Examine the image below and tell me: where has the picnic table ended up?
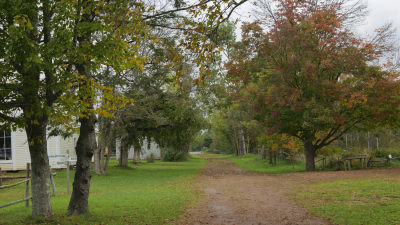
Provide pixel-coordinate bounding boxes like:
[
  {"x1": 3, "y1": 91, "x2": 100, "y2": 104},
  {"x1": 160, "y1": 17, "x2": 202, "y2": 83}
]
[{"x1": 343, "y1": 155, "x2": 367, "y2": 171}]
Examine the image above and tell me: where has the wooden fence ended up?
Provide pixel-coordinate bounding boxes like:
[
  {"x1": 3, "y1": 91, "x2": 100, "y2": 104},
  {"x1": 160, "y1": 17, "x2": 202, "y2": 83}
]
[{"x1": 0, "y1": 163, "x2": 56, "y2": 209}]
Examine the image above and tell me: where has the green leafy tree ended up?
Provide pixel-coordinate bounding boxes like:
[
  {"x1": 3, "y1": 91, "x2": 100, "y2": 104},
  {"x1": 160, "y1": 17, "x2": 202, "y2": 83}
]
[{"x1": 0, "y1": 0, "x2": 75, "y2": 217}]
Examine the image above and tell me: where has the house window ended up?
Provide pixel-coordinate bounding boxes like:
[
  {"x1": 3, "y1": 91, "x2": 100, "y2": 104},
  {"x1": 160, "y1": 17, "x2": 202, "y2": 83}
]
[{"x1": 0, "y1": 130, "x2": 11, "y2": 160}]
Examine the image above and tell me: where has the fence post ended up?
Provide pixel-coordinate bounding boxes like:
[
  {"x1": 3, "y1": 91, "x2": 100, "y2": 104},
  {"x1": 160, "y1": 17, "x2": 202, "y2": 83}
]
[
  {"x1": 25, "y1": 163, "x2": 30, "y2": 208},
  {"x1": 49, "y1": 166, "x2": 57, "y2": 197},
  {"x1": 66, "y1": 161, "x2": 70, "y2": 195}
]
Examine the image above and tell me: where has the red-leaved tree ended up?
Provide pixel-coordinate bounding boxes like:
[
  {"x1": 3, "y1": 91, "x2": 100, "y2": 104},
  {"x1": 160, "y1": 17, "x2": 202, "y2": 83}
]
[{"x1": 227, "y1": 0, "x2": 400, "y2": 171}]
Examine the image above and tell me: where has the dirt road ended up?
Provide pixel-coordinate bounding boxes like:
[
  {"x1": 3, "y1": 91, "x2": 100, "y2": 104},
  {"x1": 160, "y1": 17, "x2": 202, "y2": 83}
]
[{"x1": 178, "y1": 155, "x2": 400, "y2": 225}]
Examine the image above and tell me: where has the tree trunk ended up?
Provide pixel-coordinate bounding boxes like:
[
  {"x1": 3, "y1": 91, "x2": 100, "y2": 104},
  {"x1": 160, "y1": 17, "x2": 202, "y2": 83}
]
[
  {"x1": 93, "y1": 133, "x2": 105, "y2": 174},
  {"x1": 93, "y1": 146, "x2": 101, "y2": 174},
  {"x1": 104, "y1": 148, "x2": 111, "y2": 172},
  {"x1": 98, "y1": 117, "x2": 107, "y2": 173},
  {"x1": 304, "y1": 141, "x2": 316, "y2": 171},
  {"x1": 239, "y1": 128, "x2": 245, "y2": 156},
  {"x1": 269, "y1": 149, "x2": 273, "y2": 165},
  {"x1": 26, "y1": 123, "x2": 53, "y2": 217},
  {"x1": 67, "y1": 115, "x2": 96, "y2": 215},
  {"x1": 260, "y1": 145, "x2": 265, "y2": 160},
  {"x1": 96, "y1": 117, "x2": 113, "y2": 173},
  {"x1": 133, "y1": 142, "x2": 141, "y2": 164},
  {"x1": 246, "y1": 132, "x2": 250, "y2": 154},
  {"x1": 119, "y1": 138, "x2": 129, "y2": 167},
  {"x1": 99, "y1": 146, "x2": 105, "y2": 173},
  {"x1": 233, "y1": 128, "x2": 239, "y2": 156}
]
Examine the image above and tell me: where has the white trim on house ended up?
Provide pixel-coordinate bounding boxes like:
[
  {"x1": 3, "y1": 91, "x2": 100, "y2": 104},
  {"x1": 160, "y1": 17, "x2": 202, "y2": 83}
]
[
  {"x1": 11, "y1": 131, "x2": 16, "y2": 170},
  {"x1": 0, "y1": 130, "x2": 13, "y2": 170}
]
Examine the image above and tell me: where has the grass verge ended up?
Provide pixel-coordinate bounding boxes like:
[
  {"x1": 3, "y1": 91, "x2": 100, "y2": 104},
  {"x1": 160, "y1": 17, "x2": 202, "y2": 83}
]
[
  {"x1": 216, "y1": 153, "x2": 305, "y2": 174},
  {"x1": 0, "y1": 156, "x2": 206, "y2": 225},
  {"x1": 292, "y1": 179, "x2": 400, "y2": 225}
]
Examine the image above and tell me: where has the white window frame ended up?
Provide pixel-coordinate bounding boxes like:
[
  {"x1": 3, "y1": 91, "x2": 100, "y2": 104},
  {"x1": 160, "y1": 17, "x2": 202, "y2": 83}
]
[{"x1": 0, "y1": 129, "x2": 12, "y2": 162}]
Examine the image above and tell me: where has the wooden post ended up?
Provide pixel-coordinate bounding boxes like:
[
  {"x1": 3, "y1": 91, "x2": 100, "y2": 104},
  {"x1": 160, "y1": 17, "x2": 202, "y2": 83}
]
[
  {"x1": 49, "y1": 167, "x2": 57, "y2": 197},
  {"x1": 347, "y1": 160, "x2": 351, "y2": 170},
  {"x1": 336, "y1": 157, "x2": 340, "y2": 170},
  {"x1": 25, "y1": 163, "x2": 30, "y2": 208},
  {"x1": 343, "y1": 159, "x2": 347, "y2": 171},
  {"x1": 66, "y1": 161, "x2": 70, "y2": 195}
]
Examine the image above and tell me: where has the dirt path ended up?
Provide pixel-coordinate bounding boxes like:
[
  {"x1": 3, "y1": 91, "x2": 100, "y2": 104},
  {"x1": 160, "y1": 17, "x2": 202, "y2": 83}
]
[
  {"x1": 178, "y1": 155, "x2": 400, "y2": 225},
  {"x1": 178, "y1": 156, "x2": 329, "y2": 225}
]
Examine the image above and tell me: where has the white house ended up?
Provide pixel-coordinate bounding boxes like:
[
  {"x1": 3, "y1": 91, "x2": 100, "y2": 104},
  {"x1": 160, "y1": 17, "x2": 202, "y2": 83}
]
[
  {"x1": 0, "y1": 129, "x2": 78, "y2": 171},
  {"x1": 116, "y1": 138, "x2": 161, "y2": 160}
]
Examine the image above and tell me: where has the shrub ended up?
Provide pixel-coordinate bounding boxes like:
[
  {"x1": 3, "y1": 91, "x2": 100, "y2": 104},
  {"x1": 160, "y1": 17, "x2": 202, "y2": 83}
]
[
  {"x1": 371, "y1": 148, "x2": 400, "y2": 158},
  {"x1": 146, "y1": 153, "x2": 155, "y2": 163},
  {"x1": 162, "y1": 147, "x2": 187, "y2": 161},
  {"x1": 341, "y1": 147, "x2": 368, "y2": 158}
]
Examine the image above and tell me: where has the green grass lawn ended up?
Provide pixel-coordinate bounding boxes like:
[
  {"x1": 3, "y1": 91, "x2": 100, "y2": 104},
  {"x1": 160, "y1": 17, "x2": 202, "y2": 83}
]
[
  {"x1": 0, "y1": 156, "x2": 206, "y2": 225},
  {"x1": 217, "y1": 153, "x2": 306, "y2": 174},
  {"x1": 293, "y1": 179, "x2": 400, "y2": 225}
]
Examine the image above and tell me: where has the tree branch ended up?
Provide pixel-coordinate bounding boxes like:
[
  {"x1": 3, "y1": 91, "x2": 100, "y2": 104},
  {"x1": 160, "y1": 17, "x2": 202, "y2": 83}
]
[{"x1": 142, "y1": 0, "x2": 213, "y2": 21}]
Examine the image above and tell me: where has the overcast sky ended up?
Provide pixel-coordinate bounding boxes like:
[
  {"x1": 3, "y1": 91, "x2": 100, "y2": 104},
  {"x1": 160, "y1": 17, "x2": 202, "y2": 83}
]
[{"x1": 232, "y1": 0, "x2": 400, "y2": 44}]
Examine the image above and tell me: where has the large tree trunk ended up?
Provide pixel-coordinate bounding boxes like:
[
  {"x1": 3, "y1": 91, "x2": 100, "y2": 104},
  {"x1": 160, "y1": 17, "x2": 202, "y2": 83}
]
[
  {"x1": 304, "y1": 141, "x2": 316, "y2": 171},
  {"x1": 26, "y1": 122, "x2": 53, "y2": 217},
  {"x1": 67, "y1": 115, "x2": 96, "y2": 215}
]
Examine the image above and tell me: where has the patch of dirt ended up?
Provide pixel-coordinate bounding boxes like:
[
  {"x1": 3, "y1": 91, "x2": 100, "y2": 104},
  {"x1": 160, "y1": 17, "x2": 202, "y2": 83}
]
[{"x1": 177, "y1": 155, "x2": 400, "y2": 225}]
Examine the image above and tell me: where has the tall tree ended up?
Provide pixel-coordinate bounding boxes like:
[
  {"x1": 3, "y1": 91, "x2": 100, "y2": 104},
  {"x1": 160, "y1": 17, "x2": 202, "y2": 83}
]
[
  {"x1": 67, "y1": 0, "x2": 147, "y2": 215},
  {"x1": 0, "y1": 0, "x2": 75, "y2": 217},
  {"x1": 227, "y1": 0, "x2": 400, "y2": 171}
]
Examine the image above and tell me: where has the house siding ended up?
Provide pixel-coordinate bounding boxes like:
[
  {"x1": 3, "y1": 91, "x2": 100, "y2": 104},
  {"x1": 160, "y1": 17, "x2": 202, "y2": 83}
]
[
  {"x1": 13, "y1": 130, "x2": 31, "y2": 170},
  {"x1": 59, "y1": 134, "x2": 78, "y2": 165},
  {"x1": 0, "y1": 130, "x2": 78, "y2": 171},
  {"x1": 116, "y1": 138, "x2": 161, "y2": 160}
]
